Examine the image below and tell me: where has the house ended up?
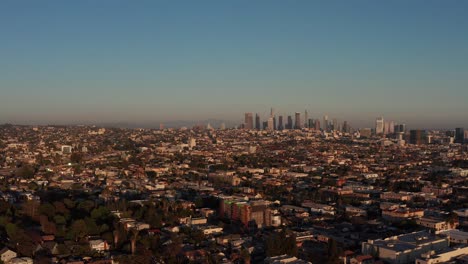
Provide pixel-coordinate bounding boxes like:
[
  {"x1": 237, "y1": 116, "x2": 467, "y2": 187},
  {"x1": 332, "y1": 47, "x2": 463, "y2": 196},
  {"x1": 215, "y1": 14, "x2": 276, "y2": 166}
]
[
  {"x1": 89, "y1": 239, "x2": 109, "y2": 252},
  {"x1": 8, "y1": 257, "x2": 34, "y2": 264},
  {"x1": 350, "y1": 255, "x2": 374, "y2": 264},
  {"x1": 0, "y1": 247, "x2": 17, "y2": 263}
]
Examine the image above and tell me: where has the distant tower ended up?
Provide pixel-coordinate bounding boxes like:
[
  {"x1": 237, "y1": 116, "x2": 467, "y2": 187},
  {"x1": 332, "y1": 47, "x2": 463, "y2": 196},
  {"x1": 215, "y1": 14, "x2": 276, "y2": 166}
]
[
  {"x1": 332, "y1": 118, "x2": 338, "y2": 131},
  {"x1": 273, "y1": 116, "x2": 277, "y2": 130},
  {"x1": 389, "y1": 121, "x2": 395, "y2": 134},
  {"x1": 278, "y1": 116, "x2": 284, "y2": 130},
  {"x1": 375, "y1": 117, "x2": 384, "y2": 135},
  {"x1": 409, "y1": 129, "x2": 425, "y2": 145},
  {"x1": 287, "y1": 116, "x2": 293, "y2": 129},
  {"x1": 220, "y1": 123, "x2": 226, "y2": 130},
  {"x1": 304, "y1": 110, "x2": 308, "y2": 128},
  {"x1": 294, "y1": 112, "x2": 301, "y2": 129},
  {"x1": 267, "y1": 118, "x2": 274, "y2": 131},
  {"x1": 315, "y1": 120, "x2": 321, "y2": 131},
  {"x1": 255, "y1": 114, "x2": 261, "y2": 130},
  {"x1": 455, "y1": 128, "x2": 465, "y2": 144},
  {"x1": 159, "y1": 123, "x2": 164, "y2": 130},
  {"x1": 270, "y1": 108, "x2": 275, "y2": 118},
  {"x1": 323, "y1": 115, "x2": 328, "y2": 131},
  {"x1": 343, "y1": 121, "x2": 349, "y2": 133},
  {"x1": 244, "y1": 113, "x2": 254, "y2": 129}
]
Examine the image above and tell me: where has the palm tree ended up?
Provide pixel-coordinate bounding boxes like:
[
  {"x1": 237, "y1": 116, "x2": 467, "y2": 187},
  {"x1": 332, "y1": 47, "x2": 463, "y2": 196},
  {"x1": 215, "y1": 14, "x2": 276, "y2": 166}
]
[{"x1": 130, "y1": 228, "x2": 139, "y2": 255}]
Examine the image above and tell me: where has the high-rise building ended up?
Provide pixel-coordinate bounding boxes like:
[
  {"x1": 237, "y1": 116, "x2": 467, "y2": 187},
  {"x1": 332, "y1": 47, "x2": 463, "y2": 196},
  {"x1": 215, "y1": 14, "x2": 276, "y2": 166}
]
[
  {"x1": 273, "y1": 116, "x2": 277, "y2": 130},
  {"x1": 308, "y1": 119, "x2": 313, "y2": 129},
  {"x1": 375, "y1": 117, "x2": 384, "y2": 135},
  {"x1": 315, "y1": 120, "x2": 321, "y2": 131},
  {"x1": 389, "y1": 121, "x2": 395, "y2": 134},
  {"x1": 278, "y1": 116, "x2": 284, "y2": 130},
  {"x1": 220, "y1": 123, "x2": 226, "y2": 130},
  {"x1": 409, "y1": 130, "x2": 425, "y2": 145},
  {"x1": 333, "y1": 118, "x2": 338, "y2": 131},
  {"x1": 455, "y1": 128, "x2": 465, "y2": 144},
  {"x1": 294, "y1": 112, "x2": 301, "y2": 129},
  {"x1": 400, "y1": 124, "x2": 406, "y2": 133},
  {"x1": 343, "y1": 121, "x2": 349, "y2": 133},
  {"x1": 255, "y1": 114, "x2": 261, "y2": 130},
  {"x1": 244, "y1": 113, "x2": 254, "y2": 129},
  {"x1": 304, "y1": 110, "x2": 308, "y2": 128},
  {"x1": 267, "y1": 118, "x2": 274, "y2": 131},
  {"x1": 287, "y1": 116, "x2": 293, "y2": 129},
  {"x1": 384, "y1": 121, "x2": 391, "y2": 135},
  {"x1": 323, "y1": 115, "x2": 328, "y2": 131}
]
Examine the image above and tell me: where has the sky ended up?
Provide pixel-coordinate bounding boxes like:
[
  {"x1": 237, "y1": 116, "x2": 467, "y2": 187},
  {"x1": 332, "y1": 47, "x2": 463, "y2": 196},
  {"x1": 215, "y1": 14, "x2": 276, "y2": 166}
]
[{"x1": 0, "y1": 0, "x2": 467, "y2": 129}]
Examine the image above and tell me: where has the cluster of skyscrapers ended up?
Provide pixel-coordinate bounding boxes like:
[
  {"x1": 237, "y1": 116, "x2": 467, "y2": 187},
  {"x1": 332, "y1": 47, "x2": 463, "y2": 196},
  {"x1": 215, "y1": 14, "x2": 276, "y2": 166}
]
[{"x1": 243, "y1": 109, "x2": 352, "y2": 133}]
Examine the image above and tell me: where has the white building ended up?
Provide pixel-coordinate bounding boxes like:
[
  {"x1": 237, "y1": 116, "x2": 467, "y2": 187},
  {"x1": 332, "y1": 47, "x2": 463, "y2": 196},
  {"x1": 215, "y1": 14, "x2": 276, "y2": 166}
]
[
  {"x1": 0, "y1": 248, "x2": 17, "y2": 263},
  {"x1": 362, "y1": 231, "x2": 449, "y2": 264},
  {"x1": 416, "y1": 246, "x2": 468, "y2": 264},
  {"x1": 89, "y1": 239, "x2": 109, "y2": 252}
]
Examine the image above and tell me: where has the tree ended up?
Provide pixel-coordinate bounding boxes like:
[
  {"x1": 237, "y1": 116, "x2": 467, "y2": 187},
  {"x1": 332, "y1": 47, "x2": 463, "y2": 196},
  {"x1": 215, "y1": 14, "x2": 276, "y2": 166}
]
[
  {"x1": 5, "y1": 223, "x2": 17, "y2": 238},
  {"x1": 70, "y1": 220, "x2": 88, "y2": 241}
]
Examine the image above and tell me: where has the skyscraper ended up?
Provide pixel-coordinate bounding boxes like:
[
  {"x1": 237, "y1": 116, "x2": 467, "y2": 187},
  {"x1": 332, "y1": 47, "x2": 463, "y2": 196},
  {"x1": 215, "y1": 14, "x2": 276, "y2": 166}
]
[
  {"x1": 294, "y1": 112, "x2": 301, "y2": 129},
  {"x1": 343, "y1": 121, "x2": 349, "y2": 133},
  {"x1": 287, "y1": 116, "x2": 293, "y2": 129},
  {"x1": 304, "y1": 110, "x2": 308, "y2": 128},
  {"x1": 375, "y1": 117, "x2": 384, "y2": 135},
  {"x1": 278, "y1": 116, "x2": 284, "y2": 130},
  {"x1": 409, "y1": 130, "x2": 425, "y2": 145},
  {"x1": 255, "y1": 113, "x2": 261, "y2": 130},
  {"x1": 455, "y1": 128, "x2": 465, "y2": 144},
  {"x1": 315, "y1": 120, "x2": 321, "y2": 131},
  {"x1": 244, "y1": 113, "x2": 254, "y2": 129},
  {"x1": 323, "y1": 115, "x2": 328, "y2": 131},
  {"x1": 267, "y1": 117, "x2": 274, "y2": 131},
  {"x1": 332, "y1": 118, "x2": 338, "y2": 131},
  {"x1": 389, "y1": 121, "x2": 395, "y2": 134}
]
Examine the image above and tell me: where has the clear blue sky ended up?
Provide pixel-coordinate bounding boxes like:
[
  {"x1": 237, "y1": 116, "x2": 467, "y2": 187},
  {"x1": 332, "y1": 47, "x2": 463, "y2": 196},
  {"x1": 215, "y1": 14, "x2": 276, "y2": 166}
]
[{"x1": 1, "y1": 0, "x2": 467, "y2": 128}]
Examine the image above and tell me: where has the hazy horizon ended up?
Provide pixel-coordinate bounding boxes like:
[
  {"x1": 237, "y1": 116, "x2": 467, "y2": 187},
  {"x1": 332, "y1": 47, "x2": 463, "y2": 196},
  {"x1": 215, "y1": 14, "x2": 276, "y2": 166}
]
[{"x1": 1, "y1": 1, "x2": 467, "y2": 129}]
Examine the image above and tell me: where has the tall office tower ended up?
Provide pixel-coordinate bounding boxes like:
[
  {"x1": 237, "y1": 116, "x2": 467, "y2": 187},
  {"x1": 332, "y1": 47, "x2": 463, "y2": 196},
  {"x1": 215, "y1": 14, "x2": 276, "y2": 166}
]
[
  {"x1": 273, "y1": 116, "x2": 277, "y2": 130},
  {"x1": 332, "y1": 118, "x2": 338, "y2": 131},
  {"x1": 400, "y1": 124, "x2": 406, "y2": 133},
  {"x1": 287, "y1": 116, "x2": 293, "y2": 129},
  {"x1": 343, "y1": 121, "x2": 349, "y2": 133},
  {"x1": 244, "y1": 113, "x2": 254, "y2": 129},
  {"x1": 304, "y1": 110, "x2": 309, "y2": 128},
  {"x1": 262, "y1": 121, "x2": 268, "y2": 130},
  {"x1": 267, "y1": 117, "x2": 274, "y2": 131},
  {"x1": 409, "y1": 129, "x2": 425, "y2": 145},
  {"x1": 278, "y1": 115, "x2": 284, "y2": 130},
  {"x1": 384, "y1": 121, "x2": 390, "y2": 134},
  {"x1": 270, "y1": 108, "x2": 275, "y2": 118},
  {"x1": 314, "y1": 120, "x2": 321, "y2": 130},
  {"x1": 323, "y1": 115, "x2": 328, "y2": 131},
  {"x1": 255, "y1": 114, "x2": 261, "y2": 130},
  {"x1": 308, "y1": 119, "x2": 313, "y2": 129},
  {"x1": 375, "y1": 117, "x2": 384, "y2": 135},
  {"x1": 389, "y1": 121, "x2": 395, "y2": 134},
  {"x1": 294, "y1": 112, "x2": 301, "y2": 129},
  {"x1": 455, "y1": 128, "x2": 465, "y2": 144},
  {"x1": 159, "y1": 123, "x2": 164, "y2": 130}
]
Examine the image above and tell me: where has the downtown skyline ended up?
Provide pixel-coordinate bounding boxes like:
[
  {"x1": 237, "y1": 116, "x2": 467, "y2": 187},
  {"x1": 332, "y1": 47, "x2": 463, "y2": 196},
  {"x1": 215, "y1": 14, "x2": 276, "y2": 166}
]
[{"x1": 1, "y1": 1, "x2": 468, "y2": 128}]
